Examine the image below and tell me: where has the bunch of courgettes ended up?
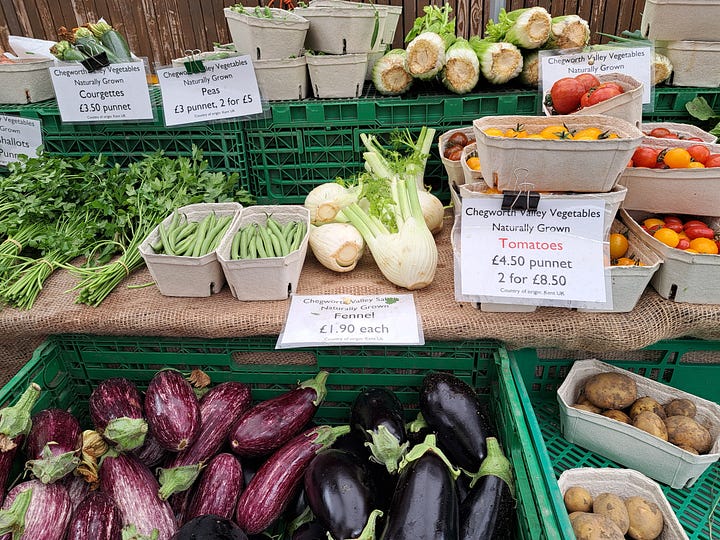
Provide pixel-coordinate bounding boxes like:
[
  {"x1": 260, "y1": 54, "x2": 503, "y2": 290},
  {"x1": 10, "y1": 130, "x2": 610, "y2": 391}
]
[{"x1": 50, "y1": 21, "x2": 133, "y2": 64}]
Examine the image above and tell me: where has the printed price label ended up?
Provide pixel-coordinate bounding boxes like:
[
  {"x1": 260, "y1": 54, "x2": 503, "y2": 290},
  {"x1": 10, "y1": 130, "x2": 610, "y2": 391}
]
[
  {"x1": 459, "y1": 197, "x2": 610, "y2": 308},
  {"x1": 276, "y1": 294, "x2": 424, "y2": 348},
  {"x1": 0, "y1": 115, "x2": 42, "y2": 166},
  {"x1": 50, "y1": 62, "x2": 153, "y2": 122},
  {"x1": 157, "y1": 56, "x2": 262, "y2": 126}
]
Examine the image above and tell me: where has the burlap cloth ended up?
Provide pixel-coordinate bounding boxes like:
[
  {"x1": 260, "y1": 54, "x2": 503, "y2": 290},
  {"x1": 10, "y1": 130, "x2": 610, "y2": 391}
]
[{"x1": 1, "y1": 211, "x2": 720, "y2": 386}]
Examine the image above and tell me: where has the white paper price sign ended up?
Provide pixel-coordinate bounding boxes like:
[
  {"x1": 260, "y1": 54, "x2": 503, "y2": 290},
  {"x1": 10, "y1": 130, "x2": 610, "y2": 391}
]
[
  {"x1": 0, "y1": 115, "x2": 42, "y2": 166},
  {"x1": 276, "y1": 294, "x2": 424, "y2": 348},
  {"x1": 50, "y1": 62, "x2": 153, "y2": 122},
  {"x1": 540, "y1": 45, "x2": 653, "y2": 103},
  {"x1": 459, "y1": 197, "x2": 609, "y2": 308},
  {"x1": 157, "y1": 56, "x2": 262, "y2": 127}
]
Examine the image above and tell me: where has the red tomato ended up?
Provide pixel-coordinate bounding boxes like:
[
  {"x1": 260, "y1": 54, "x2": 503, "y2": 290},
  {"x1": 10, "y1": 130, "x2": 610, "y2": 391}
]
[
  {"x1": 663, "y1": 215, "x2": 683, "y2": 224},
  {"x1": 684, "y1": 226, "x2": 715, "y2": 240},
  {"x1": 549, "y1": 77, "x2": 586, "y2": 114},
  {"x1": 631, "y1": 147, "x2": 662, "y2": 168},
  {"x1": 687, "y1": 137, "x2": 704, "y2": 142},
  {"x1": 687, "y1": 144, "x2": 711, "y2": 164},
  {"x1": 663, "y1": 222, "x2": 684, "y2": 233},
  {"x1": 676, "y1": 238, "x2": 691, "y2": 250},
  {"x1": 447, "y1": 131, "x2": 469, "y2": 148},
  {"x1": 574, "y1": 73, "x2": 600, "y2": 92},
  {"x1": 581, "y1": 85, "x2": 623, "y2": 108},
  {"x1": 684, "y1": 219, "x2": 709, "y2": 229},
  {"x1": 705, "y1": 154, "x2": 720, "y2": 168},
  {"x1": 648, "y1": 127, "x2": 673, "y2": 138},
  {"x1": 446, "y1": 147, "x2": 463, "y2": 161},
  {"x1": 598, "y1": 82, "x2": 625, "y2": 93}
]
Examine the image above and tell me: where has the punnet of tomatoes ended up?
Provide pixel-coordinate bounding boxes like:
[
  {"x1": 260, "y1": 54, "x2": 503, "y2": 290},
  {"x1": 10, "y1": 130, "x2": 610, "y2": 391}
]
[
  {"x1": 641, "y1": 215, "x2": 720, "y2": 254},
  {"x1": 642, "y1": 126, "x2": 707, "y2": 142},
  {"x1": 609, "y1": 232, "x2": 645, "y2": 266},
  {"x1": 628, "y1": 145, "x2": 720, "y2": 168},
  {"x1": 441, "y1": 129, "x2": 475, "y2": 162},
  {"x1": 545, "y1": 74, "x2": 624, "y2": 115},
  {"x1": 482, "y1": 124, "x2": 621, "y2": 140}
]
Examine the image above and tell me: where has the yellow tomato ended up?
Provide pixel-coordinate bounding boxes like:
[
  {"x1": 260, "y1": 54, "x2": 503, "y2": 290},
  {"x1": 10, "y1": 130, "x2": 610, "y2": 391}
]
[
  {"x1": 466, "y1": 157, "x2": 481, "y2": 171},
  {"x1": 483, "y1": 128, "x2": 504, "y2": 137},
  {"x1": 572, "y1": 127, "x2": 604, "y2": 140},
  {"x1": 615, "y1": 257, "x2": 638, "y2": 266},
  {"x1": 609, "y1": 233, "x2": 629, "y2": 259},
  {"x1": 688, "y1": 161, "x2": 706, "y2": 168},
  {"x1": 653, "y1": 227, "x2": 680, "y2": 248},
  {"x1": 689, "y1": 237, "x2": 719, "y2": 254},
  {"x1": 539, "y1": 125, "x2": 571, "y2": 140},
  {"x1": 663, "y1": 147, "x2": 692, "y2": 169}
]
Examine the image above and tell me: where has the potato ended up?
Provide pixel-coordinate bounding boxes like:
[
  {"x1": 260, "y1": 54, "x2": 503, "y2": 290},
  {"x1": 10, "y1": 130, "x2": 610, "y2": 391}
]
[
  {"x1": 593, "y1": 492, "x2": 630, "y2": 534},
  {"x1": 564, "y1": 486, "x2": 593, "y2": 513},
  {"x1": 629, "y1": 397, "x2": 666, "y2": 420},
  {"x1": 601, "y1": 409, "x2": 632, "y2": 424},
  {"x1": 568, "y1": 511, "x2": 585, "y2": 523},
  {"x1": 664, "y1": 398, "x2": 697, "y2": 418},
  {"x1": 583, "y1": 372, "x2": 637, "y2": 410},
  {"x1": 632, "y1": 411, "x2": 668, "y2": 441},
  {"x1": 665, "y1": 415, "x2": 713, "y2": 453},
  {"x1": 678, "y1": 444, "x2": 699, "y2": 455},
  {"x1": 573, "y1": 403, "x2": 603, "y2": 414},
  {"x1": 626, "y1": 496, "x2": 664, "y2": 540},
  {"x1": 571, "y1": 512, "x2": 625, "y2": 540}
]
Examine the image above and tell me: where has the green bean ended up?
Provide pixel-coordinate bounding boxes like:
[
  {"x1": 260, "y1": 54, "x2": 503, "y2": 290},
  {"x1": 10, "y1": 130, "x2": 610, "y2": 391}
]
[
  {"x1": 202, "y1": 215, "x2": 232, "y2": 255},
  {"x1": 231, "y1": 229, "x2": 242, "y2": 259},
  {"x1": 247, "y1": 229, "x2": 258, "y2": 258},
  {"x1": 266, "y1": 218, "x2": 290, "y2": 256},
  {"x1": 239, "y1": 226, "x2": 252, "y2": 259},
  {"x1": 173, "y1": 221, "x2": 198, "y2": 245},
  {"x1": 190, "y1": 216, "x2": 211, "y2": 257},
  {"x1": 281, "y1": 220, "x2": 296, "y2": 240},
  {"x1": 290, "y1": 221, "x2": 306, "y2": 252},
  {"x1": 175, "y1": 234, "x2": 196, "y2": 256},
  {"x1": 257, "y1": 223, "x2": 275, "y2": 257},
  {"x1": 157, "y1": 222, "x2": 175, "y2": 256},
  {"x1": 255, "y1": 231, "x2": 268, "y2": 258}
]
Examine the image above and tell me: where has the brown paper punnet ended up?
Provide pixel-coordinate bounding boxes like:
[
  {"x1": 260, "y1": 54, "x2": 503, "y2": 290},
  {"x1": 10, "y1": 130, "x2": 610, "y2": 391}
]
[
  {"x1": 557, "y1": 358, "x2": 720, "y2": 489},
  {"x1": 217, "y1": 205, "x2": 310, "y2": 301},
  {"x1": 459, "y1": 143, "x2": 484, "y2": 187},
  {"x1": 473, "y1": 114, "x2": 643, "y2": 193},
  {"x1": 439, "y1": 126, "x2": 475, "y2": 189},
  {"x1": 139, "y1": 202, "x2": 243, "y2": 297},
  {"x1": 621, "y1": 209, "x2": 720, "y2": 304},
  {"x1": 557, "y1": 468, "x2": 688, "y2": 540},
  {"x1": 642, "y1": 122, "x2": 717, "y2": 144}
]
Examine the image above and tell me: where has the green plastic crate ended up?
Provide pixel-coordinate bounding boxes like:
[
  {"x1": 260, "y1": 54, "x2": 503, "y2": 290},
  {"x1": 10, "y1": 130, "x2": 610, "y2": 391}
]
[
  {"x1": 505, "y1": 341, "x2": 720, "y2": 540},
  {"x1": 4, "y1": 334, "x2": 556, "y2": 539}
]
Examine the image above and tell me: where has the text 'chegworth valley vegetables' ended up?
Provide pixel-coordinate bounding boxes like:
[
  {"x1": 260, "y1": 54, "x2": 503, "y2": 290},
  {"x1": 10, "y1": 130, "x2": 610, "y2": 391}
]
[{"x1": 303, "y1": 128, "x2": 444, "y2": 290}]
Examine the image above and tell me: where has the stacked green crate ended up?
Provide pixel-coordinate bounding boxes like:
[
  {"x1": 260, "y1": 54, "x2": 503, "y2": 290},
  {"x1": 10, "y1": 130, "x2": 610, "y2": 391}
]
[
  {"x1": 505, "y1": 341, "x2": 720, "y2": 540},
  {"x1": 4, "y1": 334, "x2": 563, "y2": 539}
]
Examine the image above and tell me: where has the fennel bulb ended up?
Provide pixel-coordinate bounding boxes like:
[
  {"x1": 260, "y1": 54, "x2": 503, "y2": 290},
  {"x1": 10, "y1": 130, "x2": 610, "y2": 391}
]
[
  {"x1": 417, "y1": 190, "x2": 445, "y2": 235},
  {"x1": 469, "y1": 37, "x2": 523, "y2": 85},
  {"x1": 372, "y1": 49, "x2": 414, "y2": 96},
  {"x1": 309, "y1": 222, "x2": 365, "y2": 272},
  {"x1": 441, "y1": 38, "x2": 480, "y2": 94},
  {"x1": 484, "y1": 7, "x2": 552, "y2": 49},
  {"x1": 304, "y1": 181, "x2": 361, "y2": 225}
]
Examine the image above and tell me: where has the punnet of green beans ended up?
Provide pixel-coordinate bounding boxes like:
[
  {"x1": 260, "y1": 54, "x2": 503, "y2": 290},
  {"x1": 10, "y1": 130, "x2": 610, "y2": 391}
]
[
  {"x1": 151, "y1": 211, "x2": 233, "y2": 257},
  {"x1": 229, "y1": 216, "x2": 307, "y2": 259}
]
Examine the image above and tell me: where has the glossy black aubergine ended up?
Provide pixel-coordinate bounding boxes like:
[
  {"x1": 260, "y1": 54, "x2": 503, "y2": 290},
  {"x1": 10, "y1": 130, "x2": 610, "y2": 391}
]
[
  {"x1": 0, "y1": 383, "x2": 40, "y2": 505},
  {"x1": 235, "y1": 424, "x2": 350, "y2": 535},
  {"x1": 229, "y1": 371, "x2": 328, "y2": 458},
  {"x1": 304, "y1": 448, "x2": 382, "y2": 540},
  {"x1": 66, "y1": 491, "x2": 122, "y2": 540},
  {"x1": 172, "y1": 514, "x2": 248, "y2": 540},
  {"x1": 184, "y1": 452, "x2": 243, "y2": 524},
  {"x1": 25, "y1": 408, "x2": 82, "y2": 484},
  {"x1": 159, "y1": 381, "x2": 252, "y2": 500},
  {"x1": 380, "y1": 434, "x2": 461, "y2": 540},
  {"x1": 350, "y1": 387, "x2": 408, "y2": 474},
  {"x1": 0, "y1": 479, "x2": 72, "y2": 540},
  {"x1": 419, "y1": 371, "x2": 493, "y2": 475},
  {"x1": 144, "y1": 369, "x2": 201, "y2": 452},
  {"x1": 99, "y1": 451, "x2": 177, "y2": 539},
  {"x1": 89, "y1": 377, "x2": 148, "y2": 452},
  {"x1": 460, "y1": 437, "x2": 516, "y2": 540},
  {"x1": 291, "y1": 519, "x2": 328, "y2": 540}
]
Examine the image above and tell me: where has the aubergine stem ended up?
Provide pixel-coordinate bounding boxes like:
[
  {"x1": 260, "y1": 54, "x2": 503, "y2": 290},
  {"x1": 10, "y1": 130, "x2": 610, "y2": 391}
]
[
  {"x1": 287, "y1": 505, "x2": 315, "y2": 537},
  {"x1": 0, "y1": 383, "x2": 41, "y2": 451},
  {"x1": 398, "y1": 434, "x2": 461, "y2": 480},
  {"x1": 0, "y1": 487, "x2": 32, "y2": 537},
  {"x1": 104, "y1": 416, "x2": 148, "y2": 452},
  {"x1": 348, "y1": 508, "x2": 383, "y2": 540},
  {"x1": 121, "y1": 523, "x2": 160, "y2": 540},
  {"x1": 365, "y1": 424, "x2": 409, "y2": 474},
  {"x1": 25, "y1": 444, "x2": 80, "y2": 484},
  {"x1": 406, "y1": 411, "x2": 428, "y2": 434},
  {"x1": 468, "y1": 437, "x2": 515, "y2": 496},
  {"x1": 157, "y1": 462, "x2": 206, "y2": 501},
  {"x1": 315, "y1": 425, "x2": 351, "y2": 446},
  {"x1": 302, "y1": 371, "x2": 329, "y2": 406}
]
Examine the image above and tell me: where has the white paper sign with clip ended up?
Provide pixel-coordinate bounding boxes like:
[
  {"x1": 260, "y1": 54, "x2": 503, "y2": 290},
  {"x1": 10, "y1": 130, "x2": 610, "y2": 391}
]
[
  {"x1": 459, "y1": 194, "x2": 610, "y2": 308},
  {"x1": 276, "y1": 294, "x2": 424, "y2": 348},
  {"x1": 0, "y1": 115, "x2": 42, "y2": 166}
]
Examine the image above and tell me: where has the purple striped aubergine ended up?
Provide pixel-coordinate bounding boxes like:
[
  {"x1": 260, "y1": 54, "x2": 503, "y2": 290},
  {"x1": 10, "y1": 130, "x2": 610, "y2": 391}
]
[
  {"x1": 0, "y1": 383, "x2": 41, "y2": 506},
  {"x1": 100, "y1": 452, "x2": 177, "y2": 540},
  {"x1": 184, "y1": 452, "x2": 243, "y2": 524},
  {"x1": 62, "y1": 475, "x2": 92, "y2": 512},
  {"x1": 158, "y1": 382, "x2": 251, "y2": 501},
  {"x1": 235, "y1": 425, "x2": 350, "y2": 535},
  {"x1": 229, "y1": 371, "x2": 328, "y2": 458},
  {"x1": 0, "y1": 479, "x2": 72, "y2": 540},
  {"x1": 133, "y1": 431, "x2": 168, "y2": 468},
  {"x1": 145, "y1": 369, "x2": 201, "y2": 452},
  {"x1": 25, "y1": 408, "x2": 82, "y2": 484},
  {"x1": 66, "y1": 491, "x2": 122, "y2": 540},
  {"x1": 89, "y1": 378, "x2": 148, "y2": 452}
]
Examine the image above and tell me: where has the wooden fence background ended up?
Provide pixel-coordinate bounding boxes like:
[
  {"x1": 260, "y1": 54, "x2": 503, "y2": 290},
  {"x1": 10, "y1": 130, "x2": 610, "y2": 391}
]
[{"x1": 0, "y1": 0, "x2": 645, "y2": 69}]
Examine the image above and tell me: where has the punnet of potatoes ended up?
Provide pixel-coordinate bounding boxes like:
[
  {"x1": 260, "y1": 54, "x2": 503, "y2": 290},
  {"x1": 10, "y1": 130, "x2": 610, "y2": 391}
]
[
  {"x1": 573, "y1": 372, "x2": 714, "y2": 455},
  {"x1": 564, "y1": 486, "x2": 665, "y2": 540}
]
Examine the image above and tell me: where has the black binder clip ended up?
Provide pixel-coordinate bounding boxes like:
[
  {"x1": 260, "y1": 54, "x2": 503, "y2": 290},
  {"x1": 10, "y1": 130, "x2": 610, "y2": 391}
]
[
  {"x1": 183, "y1": 49, "x2": 206, "y2": 74},
  {"x1": 81, "y1": 51, "x2": 110, "y2": 73},
  {"x1": 500, "y1": 168, "x2": 540, "y2": 211}
]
